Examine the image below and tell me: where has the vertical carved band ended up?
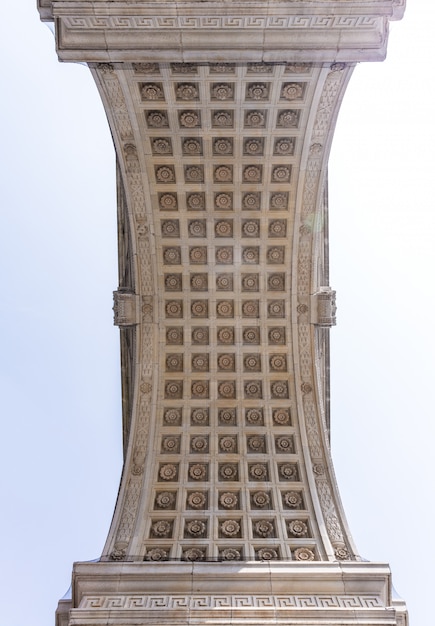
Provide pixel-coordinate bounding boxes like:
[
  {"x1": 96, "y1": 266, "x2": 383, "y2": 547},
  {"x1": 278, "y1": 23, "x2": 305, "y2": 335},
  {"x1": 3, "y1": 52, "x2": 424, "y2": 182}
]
[
  {"x1": 96, "y1": 65, "x2": 155, "y2": 559},
  {"x1": 296, "y1": 65, "x2": 353, "y2": 559}
]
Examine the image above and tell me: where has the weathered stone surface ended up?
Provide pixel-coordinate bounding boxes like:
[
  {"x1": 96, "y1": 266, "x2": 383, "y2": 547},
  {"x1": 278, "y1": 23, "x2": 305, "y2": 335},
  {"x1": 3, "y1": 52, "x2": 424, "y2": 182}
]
[
  {"x1": 58, "y1": 561, "x2": 407, "y2": 626},
  {"x1": 38, "y1": 1, "x2": 405, "y2": 62},
  {"x1": 38, "y1": 2, "x2": 407, "y2": 626}
]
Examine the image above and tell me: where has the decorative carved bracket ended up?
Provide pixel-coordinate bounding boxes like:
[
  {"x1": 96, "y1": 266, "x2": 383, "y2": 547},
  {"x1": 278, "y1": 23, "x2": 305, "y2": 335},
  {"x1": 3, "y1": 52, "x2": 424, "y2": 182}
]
[
  {"x1": 113, "y1": 289, "x2": 139, "y2": 327},
  {"x1": 311, "y1": 287, "x2": 337, "y2": 327}
]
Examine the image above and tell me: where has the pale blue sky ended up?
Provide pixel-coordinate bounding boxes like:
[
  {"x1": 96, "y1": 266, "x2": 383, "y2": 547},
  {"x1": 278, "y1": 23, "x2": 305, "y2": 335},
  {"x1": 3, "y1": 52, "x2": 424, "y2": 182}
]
[{"x1": 1, "y1": 2, "x2": 433, "y2": 625}]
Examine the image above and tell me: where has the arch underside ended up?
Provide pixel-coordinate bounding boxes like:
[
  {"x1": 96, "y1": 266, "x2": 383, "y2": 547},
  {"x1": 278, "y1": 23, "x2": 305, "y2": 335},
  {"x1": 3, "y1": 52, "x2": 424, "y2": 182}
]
[
  {"x1": 36, "y1": 4, "x2": 408, "y2": 625},
  {"x1": 96, "y1": 60, "x2": 357, "y2": 564}
]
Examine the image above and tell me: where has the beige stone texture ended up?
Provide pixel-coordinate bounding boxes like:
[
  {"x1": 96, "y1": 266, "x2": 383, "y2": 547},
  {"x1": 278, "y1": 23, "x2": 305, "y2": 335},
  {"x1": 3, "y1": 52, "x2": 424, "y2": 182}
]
[{"x1": 37, "y1": 2, "x2": 407, "y2": 625}]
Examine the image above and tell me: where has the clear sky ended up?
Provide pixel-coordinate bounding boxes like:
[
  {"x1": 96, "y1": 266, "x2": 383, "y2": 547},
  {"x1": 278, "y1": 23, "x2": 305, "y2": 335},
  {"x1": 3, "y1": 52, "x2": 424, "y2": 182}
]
[{"x1": 0, "y1": 2, "x2": 432, "y2": 625}]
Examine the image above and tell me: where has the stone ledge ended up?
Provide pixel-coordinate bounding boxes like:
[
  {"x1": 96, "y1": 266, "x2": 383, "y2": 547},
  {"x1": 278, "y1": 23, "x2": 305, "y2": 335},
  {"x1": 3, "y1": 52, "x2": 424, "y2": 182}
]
[
  {"x1": 55, "y1": 599, "x2": 71, "y2": 626},
  {"x1": 63, "y1": 560, "x2": 407, "y2": 625},
  {"x1": 38, "y1": 1, "x2": 405, "y2": 63}
]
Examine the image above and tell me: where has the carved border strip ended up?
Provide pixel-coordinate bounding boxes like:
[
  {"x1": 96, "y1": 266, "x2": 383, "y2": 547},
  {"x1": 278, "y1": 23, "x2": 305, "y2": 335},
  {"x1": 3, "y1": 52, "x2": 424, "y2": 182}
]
[
  {"x1": 95, "y1": 64, "x2": 155, "y2": 559},
  {"x1": 296, "y1": 64, "x2": 353, "y2": 559},
  {"x1": 80, "y1": 593, "x2": 384, "y2": 609},
  {"x1": 63, "y1": 16, "x2": 381, "y2": 30}
]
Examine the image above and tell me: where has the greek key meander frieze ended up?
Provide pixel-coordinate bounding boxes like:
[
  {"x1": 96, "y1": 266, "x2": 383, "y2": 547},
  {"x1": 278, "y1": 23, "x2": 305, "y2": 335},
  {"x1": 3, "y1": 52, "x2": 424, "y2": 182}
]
[
  {"x1": 64, "y1": 15, "x2": 381, "y2": 30},
  {"x1": 95, "y1": 61, "x2": 356, "y2": 562},
  {"x1": 80, "y1": 594, "x2": 384, "y2": 610}
]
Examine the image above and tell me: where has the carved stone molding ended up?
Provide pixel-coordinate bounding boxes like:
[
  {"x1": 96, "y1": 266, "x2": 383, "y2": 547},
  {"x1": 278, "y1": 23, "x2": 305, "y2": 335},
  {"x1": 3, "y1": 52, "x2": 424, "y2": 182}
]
[
  {"x1": 293, "y1": 66, "x2": 353, "y2": 558},
  {"x1": 68, "y1": 561, "x2": 406, "y2": 623},
  {"x1": 113, "y1": 290, "x2": 138, "y2": 327},
  {"x1": 311, "y1": 287, "x2": 337, "y2": 326},
  {"x1": 93, "y1": 66, "x2": 156, "y2": 559},
  {"x1": 40, "y1": 1, "x2": 405, "y2": 63}
]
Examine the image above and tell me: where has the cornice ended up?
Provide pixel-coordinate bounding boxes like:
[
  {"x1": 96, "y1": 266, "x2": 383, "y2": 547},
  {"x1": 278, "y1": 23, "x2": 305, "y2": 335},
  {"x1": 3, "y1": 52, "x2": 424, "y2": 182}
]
[
  {"x1": 67, "y1": 560, "x2": 406, "y2": 625},
  {"x1": 38, "y1": 1, "x2": 405, "y2": 62}
]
